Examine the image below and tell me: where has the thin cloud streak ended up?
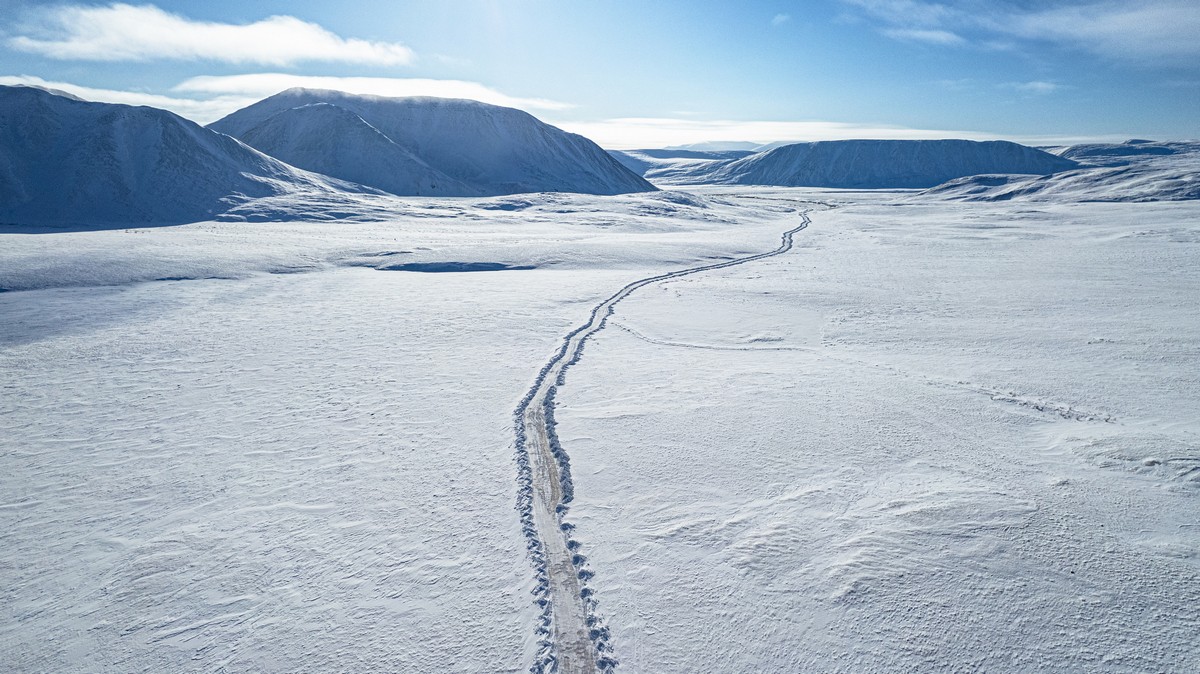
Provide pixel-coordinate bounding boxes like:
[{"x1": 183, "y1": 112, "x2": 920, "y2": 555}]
[
  {"x1": 0, "y1": 75, "x2": 257, "y2": 122},
  {"x1": 174, "y1": 74, "x2": 575, "y2": 112},
  {"x1": 0, "y1": 74, "x2": 574, "y2": 124},
  {"x1": 1006, "y1": 81, "x2": 1065, "y2": 94},
  {"x1": 8, "y1": 3, "x2": 415, "y2": 66},
  {"x1": 881, "y1": 28, "x2": 966, "y2": 46}
]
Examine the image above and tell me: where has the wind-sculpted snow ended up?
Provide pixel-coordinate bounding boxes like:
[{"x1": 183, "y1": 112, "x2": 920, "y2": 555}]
[
  {"x1": 211, "y1": 88, "x2": 655, "y2": 197},
  {"x1": 924, "y1": 141, "x2": 1200, "y2": 202},
  {"x1": 552, "y1": 197, "x2": 1200, "y2": 672},
  {"x1": 513, "y1": 210, "x2": 810, "y2": 673},
  {"x1": 648, "y1": 139, "x2": 1077, "y2": 188},
  {"x1": 0, "y1": 86, "x2": 377, "y2": 227}
]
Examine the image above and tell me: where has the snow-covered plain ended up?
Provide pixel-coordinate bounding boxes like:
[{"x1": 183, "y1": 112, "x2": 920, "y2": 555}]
[
  {"x1": 2, "y1": 187, "x2": 1198, "y2": 672},
  {"x1": 556, "y1": 191, "x2": 1200, "y2": 672},
  {"x1": 0, "y1": 192, "x2": 794, "y2": 672}
]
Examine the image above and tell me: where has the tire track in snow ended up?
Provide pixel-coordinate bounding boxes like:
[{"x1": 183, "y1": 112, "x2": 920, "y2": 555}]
[{"x1": 513, "y1": 210, "x2": 812, "y2": 673}]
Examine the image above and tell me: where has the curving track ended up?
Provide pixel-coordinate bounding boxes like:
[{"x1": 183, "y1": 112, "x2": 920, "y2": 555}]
[{"x1": 513, "y1": 210, "x2": 812, "y2": 673}]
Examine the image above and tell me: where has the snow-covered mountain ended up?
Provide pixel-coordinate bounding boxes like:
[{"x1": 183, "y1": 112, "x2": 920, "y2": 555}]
[
  {"x1": 653, "y1": 139, "x2": 1078, "y2": 188},
  {"x1": 210, "y1": 88, "x2": 655, "y2": 197},
  {"x1": 229, "y1": 102, "x2": 474, "y2": 197},
  {"x1": 923, "y1": 140, "x2": 1200, "y2": 202},
  {"x1": 0, "y1": 85, "x2": 376, "y2": 227}
]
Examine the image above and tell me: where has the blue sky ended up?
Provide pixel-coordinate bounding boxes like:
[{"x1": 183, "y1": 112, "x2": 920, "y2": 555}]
[{"x1": 0, "y1": 0, "x2": 1196, "y2": 147}]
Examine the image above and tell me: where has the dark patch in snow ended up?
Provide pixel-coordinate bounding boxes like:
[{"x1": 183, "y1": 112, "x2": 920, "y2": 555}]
[{"x1": 377, "y1": 262, "x2": 536, "y2": 273}]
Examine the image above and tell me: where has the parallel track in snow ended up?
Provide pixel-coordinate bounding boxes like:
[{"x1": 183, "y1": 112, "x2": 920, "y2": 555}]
[{"x1": 513, "y1": 209, "x2": 811, "y2": 673}]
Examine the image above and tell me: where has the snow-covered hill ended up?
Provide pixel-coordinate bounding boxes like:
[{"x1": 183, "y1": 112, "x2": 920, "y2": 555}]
[
  {"x1": 0, "y1": 83, "x2": 374, "y2": 225},
  {"x1": 211, "y1": 88, "x2": 655, "y2": 197},
  {"x1": 653, "y1": 139, "x2": 1078, "y2": 188},
  {"x1": 0, "y1": 86, "x2": 376, "y2": 227},
  {"x1": 1055, "y1": 139, "x2": 1185, "y2": 166},
  {"x1": 231, "y1": 102, "x2": 474, "y2": 197},
  {"x1": 924, "y1": 140, "x2": 1200, "y2": 202}
]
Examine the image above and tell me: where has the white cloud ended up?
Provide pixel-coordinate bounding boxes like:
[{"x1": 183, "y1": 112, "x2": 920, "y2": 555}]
[
  {"x1": 772, "y1": 14, "x2": 791, "y2": 27},
  {"x1": 174, "y1": 74, "x2": 574, "y2": 112},
  {"x1": 0, "y1": 75, "x2": 257, "y2": 122},
  {"x1": 551, "y1": 117, "x2": 1003, "y2": 150},
  {"x1": 7, "y1": 3, "x2": 414, "y2": 66},
  {"x1": 881, "y1": 28, "x2": 965, "y2": 46}
]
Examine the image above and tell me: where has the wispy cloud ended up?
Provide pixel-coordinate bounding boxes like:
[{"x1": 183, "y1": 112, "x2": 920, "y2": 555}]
[
  {"x1": 881, "y1": 28, "x2": 965, "y2": 46},
  {"x1": 771, "y1": 13, "x2": 791, "y2": 27},
  {"x1": 174, "y1": 74, "x2": 574, "y2": 112},
  {"x1": 842, "y1": 0, "x2": 955, "y2": 29},
  {"x1": 0, "y1": 75, "x2": 257, "y2": 121},
  {"x1": 551, "y1": 117, "x2": 1003, "y2": 150},
  {"x1": 1004, "y1": 80, "x2": 1065, "y2": 95},
  {"x1": 0, "y1": 74, "x2": 573, "y2": 124},
  {"x1": 842, "y1": 0, "x2": 1200, "y2": 62},
  {"x1": 935, "y1": 78, "x2": 976, "y2": 91},
  {"x1": 7, "y1": 3, "x2": 415, "y2": 66},
  {"x1": 996, "y1": 2, "x2": 1200, "y2": 62}
]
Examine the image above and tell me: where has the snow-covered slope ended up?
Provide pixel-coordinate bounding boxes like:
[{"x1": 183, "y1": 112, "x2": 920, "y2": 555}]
[
  {"x1": 232, "y1": 102, "x2": 474, "y2": 197},
  {"x1": 654, "y1": 139, "x2": 1077, "y2": 188},
  {"x1": 1056, "y1": 139, "x2": 1185, "y2": 166},
  {"x1": 0, "y1": 86, "x2": 376, "y2": 227},
  {"x1": 608, "y1": 149, "x2": 754, "y2": 178},
  {"x1": 211, "y1": 88, "x2": 655, "y2": 197},
  {"x1": 924, "y1": 140, "x2": 1200, "y2": 202}
]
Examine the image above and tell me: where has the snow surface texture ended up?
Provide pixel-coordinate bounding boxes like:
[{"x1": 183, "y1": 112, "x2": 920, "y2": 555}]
[
  {"x1": 0, "y1": 191, "x2": 797, "y2": 672},
  {"x1": 3, "y1": 187, "x2": 1198, "y2": 672},
  {"x1": 0, "y1": 86, "x2": 375, "y2": 227},
  {"x1": 624, "y1": 139, "x2": 1077, "y2": 188},
  {"x1": 555, "y1": 190, "x2": 1200, "y2": 672},
  {"x1": 924, "y1": 140, "x2": 1200, "y2": 202},
  {"x1": 210, "y1": 88, "x2": 655, "y2": 197}
]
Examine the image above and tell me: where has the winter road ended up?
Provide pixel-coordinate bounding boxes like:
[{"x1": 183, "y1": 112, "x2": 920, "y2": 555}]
[{"x1": 513, "y1": 208, "x2": 812, "y2": 673}]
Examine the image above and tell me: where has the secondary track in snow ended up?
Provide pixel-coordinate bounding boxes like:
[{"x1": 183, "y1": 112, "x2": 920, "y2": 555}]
[{"x1": 513, "y1": 208, "x2": 812, "y2": 673}]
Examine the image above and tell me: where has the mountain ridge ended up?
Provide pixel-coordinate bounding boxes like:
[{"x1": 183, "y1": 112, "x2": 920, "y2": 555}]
[{"x1": 211, "y1": 88, "x2": 655, "y2": 197}]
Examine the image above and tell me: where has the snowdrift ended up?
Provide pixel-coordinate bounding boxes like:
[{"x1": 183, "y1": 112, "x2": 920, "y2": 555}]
[
  {"x1": 652, "y1": 139, "x2": 1078, "y2": 188},
  {"x1": 924, "y1": 140, "x2": 1200, "y2": 202},
  {"x1": 0, "y1": 85, "x2": 379, "y2": 227},
  {"x1": 211, "y1": 88, "x2": 655, "y2": 197}
]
